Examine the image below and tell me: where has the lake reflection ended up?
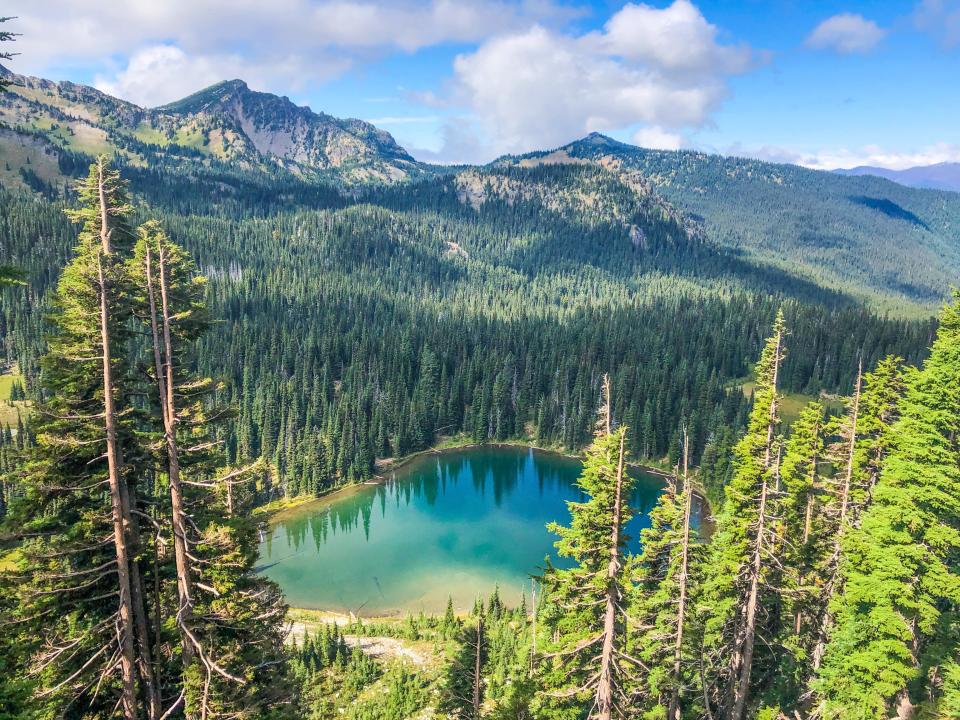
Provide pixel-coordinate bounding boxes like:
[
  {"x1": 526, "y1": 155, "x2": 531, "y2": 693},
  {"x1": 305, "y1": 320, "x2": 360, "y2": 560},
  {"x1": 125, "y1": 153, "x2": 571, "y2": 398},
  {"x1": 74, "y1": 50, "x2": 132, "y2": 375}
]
[{"x1": 257, "y1": 446, "x2": 677, "y2": 615}]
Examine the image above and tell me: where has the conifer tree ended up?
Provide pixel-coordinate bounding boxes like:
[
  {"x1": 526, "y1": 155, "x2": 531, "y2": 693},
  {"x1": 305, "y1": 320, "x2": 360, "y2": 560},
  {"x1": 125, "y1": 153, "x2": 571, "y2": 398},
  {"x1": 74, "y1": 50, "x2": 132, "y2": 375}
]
[
  {"x1": 130, "y1": 221, "x2": 295, "y2": 718},
  {"x1": 816, "y1": 297, "x2": 960, "y2": 719},
  {"x1": 441, "y1": 605, "x2": 488, "y2": 719},
  {"x1": 9, "y1": 158, "x2": 157, "y2": 718},
  {"x1": 535, "y1": 375, "x2": 637, "y2": 720},
  {"x1": 0, "y1": 15, "x2": 17, "y2": 93},
  {"x1": 770, "y1": 400, "x2": 824, "y2": 706},
  {"x1": 629, "y1": 428, "x2": 702, "y2": 720},
  {"x1": 0, "y1": 20, "x2": 23, "y2": 286},
  {"x1": 806, "y1": 356, "x2": 904, "y2": 678},
  {"x1": 696, "y1": 311, "x2": 786, "y2": 720}
]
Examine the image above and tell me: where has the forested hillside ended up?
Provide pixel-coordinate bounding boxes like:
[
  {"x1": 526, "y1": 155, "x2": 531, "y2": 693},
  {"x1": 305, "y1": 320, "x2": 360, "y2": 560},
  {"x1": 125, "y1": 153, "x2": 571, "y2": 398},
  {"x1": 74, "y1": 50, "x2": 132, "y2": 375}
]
[
  {"x1": 1, "y1": 71, "x2": 959, "y2": 311},
  {"x1": 0, "y1": 161, "x2": 935, "y2": 500},
  {"x1": 546, "y1": 133, "x2": 960, "y2": 310}
]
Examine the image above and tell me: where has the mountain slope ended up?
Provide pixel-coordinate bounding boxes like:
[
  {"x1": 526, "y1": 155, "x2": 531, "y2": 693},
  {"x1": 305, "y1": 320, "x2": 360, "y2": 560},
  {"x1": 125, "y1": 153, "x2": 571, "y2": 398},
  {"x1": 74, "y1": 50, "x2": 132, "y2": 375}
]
[
  {"x1": 0, "y1": 70, "x2": 958, "y2": 312},
  {"x1": 505, "y1": 134, "x2": 960, "y2": 310},
  {"x1": 157, "y1": 79, "x2": 418, "y2": 180},
  {"x1": 0, "y1": 70, "x2": 424, "y2": 187},
  {"x1": 835, "y1": 162, "x2": 960, "y2": 193}
]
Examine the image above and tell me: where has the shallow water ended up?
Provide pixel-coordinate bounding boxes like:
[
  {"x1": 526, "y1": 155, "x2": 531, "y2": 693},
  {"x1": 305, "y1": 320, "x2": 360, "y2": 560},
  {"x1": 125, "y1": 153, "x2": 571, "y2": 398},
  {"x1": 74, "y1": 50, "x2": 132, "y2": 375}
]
[{"x1": 256, "y1": 445, "x2": 690, "y2": 615}]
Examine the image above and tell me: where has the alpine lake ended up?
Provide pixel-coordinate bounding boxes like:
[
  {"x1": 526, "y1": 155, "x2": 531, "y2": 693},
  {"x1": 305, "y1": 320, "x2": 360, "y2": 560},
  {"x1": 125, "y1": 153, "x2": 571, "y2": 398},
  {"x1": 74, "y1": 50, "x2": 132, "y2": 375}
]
[{"x1": 257, "y1": 445, "x2": 703, "y2": 616}]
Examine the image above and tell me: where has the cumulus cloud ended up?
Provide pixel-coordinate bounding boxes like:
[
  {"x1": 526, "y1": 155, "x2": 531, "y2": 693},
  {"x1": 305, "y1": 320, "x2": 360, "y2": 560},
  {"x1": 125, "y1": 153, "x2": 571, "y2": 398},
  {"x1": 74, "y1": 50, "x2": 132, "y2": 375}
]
[
  {"x1": 914, "y1": 0, "x2": 960, "y2": 48},
  {"x1": 93, "y1": 45, "x2": 351, "y2": 107},
  {"x1": 433, "y1": 1, "x2": 760, "y2": 162},
  {"x1": 10, "y1": 0, "x2": 760, "y2": 160},
  {"x1": 598, "y1": 0, "x2": 753, "y2": 75},
  {"x1": 11, "y1": 0, "x2": 581, "y2": 106},
  {"x1": 806, "y1": 13, "x2": 887, "y2": 54},
  {"x1": 633, "y1": 126, "x2": 685, "y2": 151}
]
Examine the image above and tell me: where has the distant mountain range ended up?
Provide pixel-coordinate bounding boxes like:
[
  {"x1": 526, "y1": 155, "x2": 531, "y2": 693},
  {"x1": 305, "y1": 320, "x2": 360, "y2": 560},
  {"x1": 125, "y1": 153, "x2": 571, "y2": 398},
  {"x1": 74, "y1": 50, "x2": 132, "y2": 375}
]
[
  {"x1": 834, "y1": 162, "x2": 960, "y2": 193},
  {"x1": 1, "y1": 69, "x2": 959, "y2": 311}
]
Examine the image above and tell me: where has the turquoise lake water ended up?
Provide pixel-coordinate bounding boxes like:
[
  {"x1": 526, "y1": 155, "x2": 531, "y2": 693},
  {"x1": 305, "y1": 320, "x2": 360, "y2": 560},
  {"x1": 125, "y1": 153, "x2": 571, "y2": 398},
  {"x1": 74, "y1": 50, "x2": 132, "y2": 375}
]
[{"x1": 256, "y1": 445, "x2": 688, "y2": 615}]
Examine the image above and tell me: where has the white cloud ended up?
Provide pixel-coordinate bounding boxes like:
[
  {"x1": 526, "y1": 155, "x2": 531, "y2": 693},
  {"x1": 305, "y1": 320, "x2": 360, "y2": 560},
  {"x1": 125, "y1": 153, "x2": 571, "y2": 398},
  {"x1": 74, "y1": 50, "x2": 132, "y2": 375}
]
[
  {"x1": 914, "y1": 0, "x2": 960, "y2": 48},
  {"x1": 806, "y1": 13, "x2": 887, "y2": 54},
  {"x1": 725, "y1": 142, "x2": 960, "y2": 171},
  {"x1": 9, "y1": 0, "x2": 580, "y2": 106},
  {"x1": 433, "y1": 1, "x2": 760, "y2": 162},
  {"x1": 365, "y1": 115, "x2": 441, "y2": 125},
  {"x1": 797, "y1": 143, "x2": 960, "y2": 171},
  {"x1": 633, "y1": 126, "x2": 684, "y2": 150},
  {"x1": 92, "y1": 45, "x2": 354, "y2": 107},
  {"x1": 7, "y1": 0, "x2": 759, "y2": 162},
  {"x1": 598, "y1": 0, "x2": 752, "y2": 76}
]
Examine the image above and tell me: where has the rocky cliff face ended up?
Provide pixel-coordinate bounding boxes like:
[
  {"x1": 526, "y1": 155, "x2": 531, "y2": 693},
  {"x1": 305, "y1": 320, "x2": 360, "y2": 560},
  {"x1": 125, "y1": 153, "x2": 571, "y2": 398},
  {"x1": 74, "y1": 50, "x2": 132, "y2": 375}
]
[{"x1": 158, "y1": 79, "x2": 418, "y2": 182}]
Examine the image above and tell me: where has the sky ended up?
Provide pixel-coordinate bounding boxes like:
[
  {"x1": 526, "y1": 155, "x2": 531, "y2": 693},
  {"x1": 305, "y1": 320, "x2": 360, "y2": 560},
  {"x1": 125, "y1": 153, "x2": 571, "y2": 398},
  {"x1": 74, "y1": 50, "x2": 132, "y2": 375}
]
[{"x1": 5, "y1": 0, "x2": 960, "y2": 168}]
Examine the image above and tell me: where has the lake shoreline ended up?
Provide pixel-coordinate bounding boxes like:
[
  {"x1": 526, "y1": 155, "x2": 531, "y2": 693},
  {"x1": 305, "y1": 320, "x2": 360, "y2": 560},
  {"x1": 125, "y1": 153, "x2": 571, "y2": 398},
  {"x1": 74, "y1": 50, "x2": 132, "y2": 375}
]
[
  {"x1": 260, "y1": 441, "x2": 713, "y2": 617},
  {"x1": 260, "y1": 436, "x2": 683, "y2": 526}
]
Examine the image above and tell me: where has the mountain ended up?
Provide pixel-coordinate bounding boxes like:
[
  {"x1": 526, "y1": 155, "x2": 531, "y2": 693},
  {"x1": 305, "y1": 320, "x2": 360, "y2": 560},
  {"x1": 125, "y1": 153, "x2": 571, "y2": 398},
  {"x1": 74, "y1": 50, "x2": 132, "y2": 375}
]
[
  {"x1": 156, "y1": 79, "x2": 418, "y2": 180},
  {"x1": 1, "y1": 71, "x2": 959, "y2": 312},
  {"x1": 834, "y1": 162, "x2": 960, "y2": 193},
  {"x1": 0, "y1": 70, "x2": 424, "y2": 186},
  {"x1": 499, "y1": 133, "x2": 960, "y2": 310}
]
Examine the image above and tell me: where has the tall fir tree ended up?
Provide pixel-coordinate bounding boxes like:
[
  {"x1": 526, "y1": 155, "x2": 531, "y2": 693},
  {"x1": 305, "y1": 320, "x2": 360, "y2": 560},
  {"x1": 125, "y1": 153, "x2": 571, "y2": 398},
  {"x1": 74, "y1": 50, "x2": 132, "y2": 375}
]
[
  {"x1": 629, "y1": 428, "x2": 703, "y2": 719},
  {"x1": 535, "y1": 375, "x2": 637, "y2": 720},
  {"x1": 695, "y1": 311, "x2": 786, "y2": 720},
  {"x1": 805, "y1": 355, "x2": 904, "y2": 679},
  {"x1": 770, "y1": 400, "x2": 825, "y2": 707},
  {"x1": 816, "y1": 296, "x2": 960, "y2": 719},
  {"x1": 440, "y1": 605, "x2": 488, "y2": 719},
  {"x1": 131, "y1": 220, "x2": 296, "y2": 718},
  {"x1": 8, "y1": 158, "x2": 157, "y2": 718}
]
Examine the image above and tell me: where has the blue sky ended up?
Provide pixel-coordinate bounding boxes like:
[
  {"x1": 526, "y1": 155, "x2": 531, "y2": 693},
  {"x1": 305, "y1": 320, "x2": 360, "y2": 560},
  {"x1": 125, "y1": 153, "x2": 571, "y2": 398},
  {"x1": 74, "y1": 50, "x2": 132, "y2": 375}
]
[{"x1": 9, "y1": 1, "x2": 960, "y2": 167}]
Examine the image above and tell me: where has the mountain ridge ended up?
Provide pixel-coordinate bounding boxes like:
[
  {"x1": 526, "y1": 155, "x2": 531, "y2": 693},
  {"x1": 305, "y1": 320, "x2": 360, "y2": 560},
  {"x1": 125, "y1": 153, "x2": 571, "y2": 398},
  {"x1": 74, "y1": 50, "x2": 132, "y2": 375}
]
[
  {"x1": 1, "y1": 72, "x2": 959, "y2": 312},
  {"x1": 0, "y1": 70, "x2": 423, "y2": 185},
  {"x1": 834, "y1": 162, "x2": 960, "y2": 193}
]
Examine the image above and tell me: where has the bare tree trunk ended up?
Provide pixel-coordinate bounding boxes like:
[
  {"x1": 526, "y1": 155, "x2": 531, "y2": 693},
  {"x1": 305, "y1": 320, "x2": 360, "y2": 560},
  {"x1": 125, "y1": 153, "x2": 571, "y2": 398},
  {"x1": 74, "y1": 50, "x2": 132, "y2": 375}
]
[
  {"x1": 152, "y1": 525, "x2": 163, "y2": 665},
  {"x1": 730, "y1": 327, "x2": 782, "y2": 720},
  {"x1": 145, "y1": 242, "x2": 194, "y2": 665},
  {"x1": 811, "y1": 361, "x2": 862, "y2": 671},
  {"x1": 893, "y1": 623, "x2": 918, "y2": 720},
  {"x1": 595, "y1": 431, "x2": 626, "y2": 720},
  {"x1": 731, "y1": 472, "x2": 770, "y2": 720},
  {"x1": 96, "y1": 159, "x2": 164, "y2": 718},
  {"x1": 128, "y1": 488, "x2": 161, "y2": 720},
  {"x1": 669, "y1": 429, "x2": 692, "y2": 720},
  {"x1": 473, "y1": 614, "x2": 483, "y2": 719},
  {"x1": 795, "y1": 422, "x2": 820, "y2": 636},
  {"x1": 96, "y1": 249, "x2": 139, "y2": 720}
]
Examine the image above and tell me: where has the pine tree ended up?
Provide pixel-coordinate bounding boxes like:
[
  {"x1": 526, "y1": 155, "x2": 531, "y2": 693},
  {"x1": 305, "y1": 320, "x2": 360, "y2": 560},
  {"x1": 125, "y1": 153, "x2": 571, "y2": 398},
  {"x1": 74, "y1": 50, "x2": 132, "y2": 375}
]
[
  {"x1": 441, "y1": 605, "x2": 488, "y2": 719},
  {"x1": 535, "y1": 375, "x2": 637, "y2": 719},
  {"x1": 772, "y1": 400, "x2": 825, "y2": 706},
  {"x1": 629, "y1": 428, "x2": 702, "y2": 719},
  {"x1": 130, "y1": 221, "x2": 296, "y2": 718},
  {"x1": 816, "y1": 297, "x2": 960, "y2": 719},
  {"x1": 806, "y1": 356, "x2": 904, "y2": 678},
  {"x1": 9, "y1": 158, "x2": 157, "y2": 718},
  {"x1": 696, "y1": 311, "x2": 786, "y2": 720},
  {"x1": 0, "y1": 16, "x2": 17, "y2": 94}
]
